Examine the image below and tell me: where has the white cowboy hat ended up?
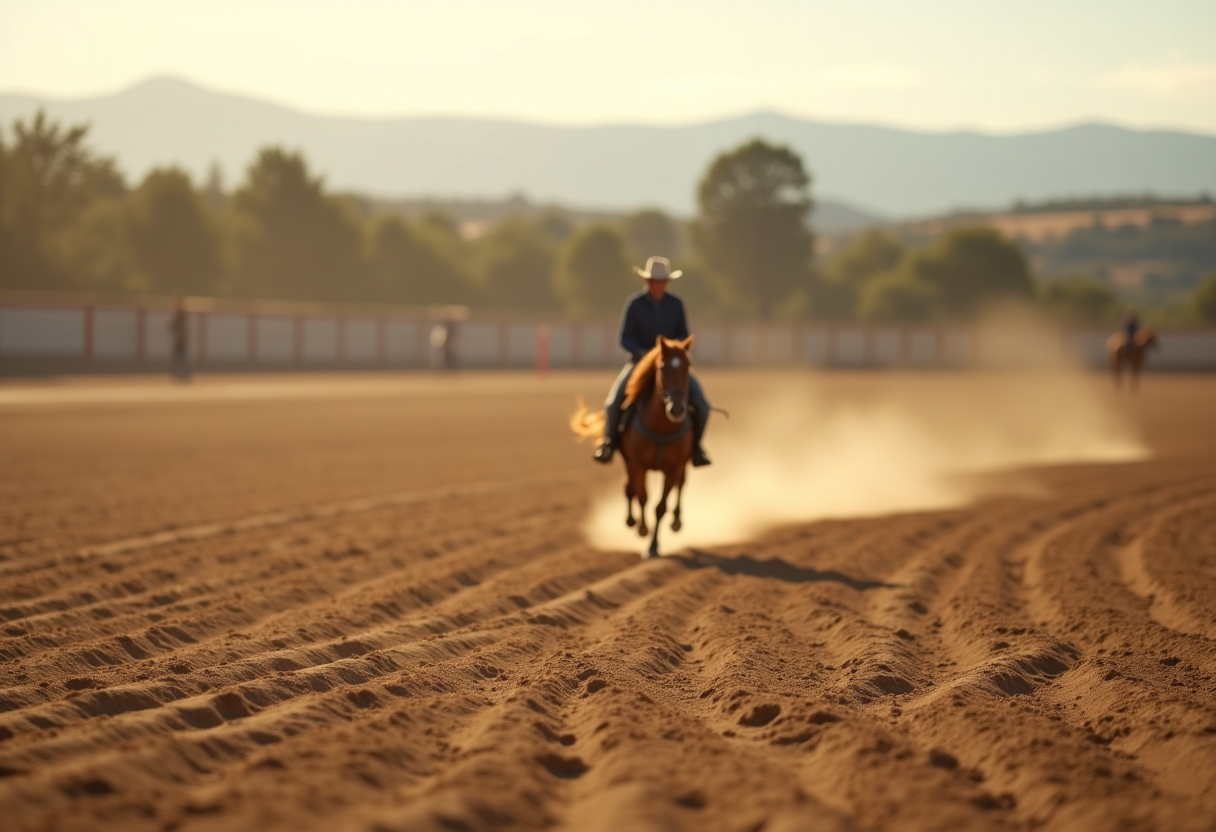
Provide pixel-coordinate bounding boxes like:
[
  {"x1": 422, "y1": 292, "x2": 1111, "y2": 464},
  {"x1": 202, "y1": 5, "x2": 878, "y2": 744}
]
[{"x1": 633, "y1": 256, "x2": 682, "y2": 280}]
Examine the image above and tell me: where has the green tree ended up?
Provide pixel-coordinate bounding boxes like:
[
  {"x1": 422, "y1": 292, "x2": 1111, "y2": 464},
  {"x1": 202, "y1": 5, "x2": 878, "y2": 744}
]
[
  {"x1": 60, "y1": 199, "x2": 137, "y2": 292},
  {"x1": 1037, "y1": 276, "x2": 1120, "y2": 323},
  {"x1": 1192, "y1": 275, "x2": 1216, "y2": 323},
  {"x1": 692, "y1": 139, "x2": 814, "y2": 319},
  {"x1": 126, "y1": 168, "x2": 222, "y2": 295},
  {"x1": 475, "y1": 216, "x2": 557, "y2": 309},
  {"x1": 902, "y1": 227, "x2": 1033, "y2": 317},
  {"x1": 369, "y1": 214, "x2": 473, "y2": 305},
  {"x1": 0, "y1": 111, "x2": 125, "y2": 289},
  {"x1": 534, "y1": 210, "x2": 573, "y2": 244},
  {"x1": 203, "y1": 162, "x2": 226, "y2": 210},
  {"x1": 830, "y1": 229, "x2": 903, "y2": 286},
  {"x1": 858, "y1": 272, "x2": 939, "y2": 322},
  {"x1": 231, "y1": 147, "x2": 364, "y2": 301},
  {"x1": 554, "y1": 224, "x2": 634, "y2": 316},
  {"x1": 623, "y1": 208, "x2": 679, "y2": 261},
  {"x1": 663, "y1": 259, "x2": 724, "y2": 320},
  {"x1": 417, "y1": 211, "x2": 474, "y2": 279},
  {"x1": 814, "y1": 229, "x2": 904, "y2": 320}
]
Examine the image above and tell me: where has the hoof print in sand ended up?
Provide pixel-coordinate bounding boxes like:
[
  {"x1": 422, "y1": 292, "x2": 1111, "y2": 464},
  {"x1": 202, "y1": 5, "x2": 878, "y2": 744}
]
[
  {"x1": 62, "y1": 778, "x2": 115, "y2": 798},
  {"x1": 64, "y1": 677, "x2": 100, "y2": 691},
  {"x1": 772, "y1": 731, "x2": 816, "y2": 746},
  {"x1": 928, "y1": 748, "x2": 959, "y2": 770},
  {"x1": 675, "y1": 791, "x2": 707, "y2": 810},
  {"x1": 971, "y1": 792, "x2": 1017, "y2": 811},
  {"x1": 346, "y1": 689, "x2": 379, "y2": 709},
  {"x1": 865, "y1": 674, "x2": 915, "y2": 696},
  {"x1": 739, "y1": 703, "x2": 781, "y2": 727},
  {"x1": 213, "y1": 692, "x2": 252, "y2": 720},
  {"x1": 537, "y1": 753, "x2": 588, "y2": 780},
  {"x1": 534, "y1": 721, "x2": 577, "y2": 746},
  {"x1": 527, "y1": 613, "x2": 564, "y2": 628}
]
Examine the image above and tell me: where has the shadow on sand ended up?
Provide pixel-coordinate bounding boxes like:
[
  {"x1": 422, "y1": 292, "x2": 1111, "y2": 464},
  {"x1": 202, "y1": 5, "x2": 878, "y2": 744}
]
[{"x1": 669, "y1": 549, "x2": 898, "y2": 591}]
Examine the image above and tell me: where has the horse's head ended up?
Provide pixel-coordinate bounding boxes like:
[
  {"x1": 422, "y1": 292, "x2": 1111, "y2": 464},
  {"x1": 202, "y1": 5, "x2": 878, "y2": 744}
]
[
  {"x1": 655, "y1": 335, "x2": 694, "y2": 423},
  {"x1": 1139, "y1": 329, "x2": 1159, "y2": 350}
]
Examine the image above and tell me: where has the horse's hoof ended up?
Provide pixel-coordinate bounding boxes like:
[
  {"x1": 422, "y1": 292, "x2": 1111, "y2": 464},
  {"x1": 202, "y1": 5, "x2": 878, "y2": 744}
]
[
  {"x1": 671, "y1": 518, "x2": 682, "y2": 532},
  {"x1": 643, "y1": 546, "x2": 660, "y2": 559},
  {"x1": 626, "y1": 517, "x2": 636, "y2": 528}
]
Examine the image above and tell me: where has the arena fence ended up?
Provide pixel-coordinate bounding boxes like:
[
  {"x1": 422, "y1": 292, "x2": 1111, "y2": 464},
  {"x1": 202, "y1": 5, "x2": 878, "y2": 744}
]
[{"x1": 2, "y1": 293, "x2": 1215, "y2": 373}]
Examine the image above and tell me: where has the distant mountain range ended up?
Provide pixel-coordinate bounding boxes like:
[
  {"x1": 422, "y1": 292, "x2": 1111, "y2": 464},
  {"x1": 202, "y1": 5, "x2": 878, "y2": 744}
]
[{"x1": 2, "y1": 77, "x2": 1214, "y2": 227}]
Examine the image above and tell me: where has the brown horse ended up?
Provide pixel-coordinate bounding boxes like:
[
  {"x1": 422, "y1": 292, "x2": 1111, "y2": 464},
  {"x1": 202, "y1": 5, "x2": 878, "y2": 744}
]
[
  {"x1": 571, "y1": 336, "x2": 695, "y2": 558},
  {"x1": 1107, "y1": 329, "x2": 1158, "y2": 391}
]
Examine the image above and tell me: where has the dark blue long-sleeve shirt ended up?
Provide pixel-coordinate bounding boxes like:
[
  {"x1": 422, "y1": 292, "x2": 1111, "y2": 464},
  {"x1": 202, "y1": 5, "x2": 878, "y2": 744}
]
[{"x1": 619, "y1": 290, "x2": 690, "y2": 361}]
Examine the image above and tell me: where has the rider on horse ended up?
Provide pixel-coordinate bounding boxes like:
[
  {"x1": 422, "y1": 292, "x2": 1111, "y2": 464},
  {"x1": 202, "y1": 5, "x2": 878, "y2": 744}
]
[
  {"x1": 593, "y1": 256, "x2": 712, "y2": 467},
  {"x1": 1124, "y1": 310, "x2": 1141, "y2": 348}
]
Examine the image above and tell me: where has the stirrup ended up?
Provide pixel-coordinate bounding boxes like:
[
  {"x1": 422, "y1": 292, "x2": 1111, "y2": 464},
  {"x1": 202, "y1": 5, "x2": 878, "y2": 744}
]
[{"x1": 593, "y1": 441, "x2": 615, "y2": 463}]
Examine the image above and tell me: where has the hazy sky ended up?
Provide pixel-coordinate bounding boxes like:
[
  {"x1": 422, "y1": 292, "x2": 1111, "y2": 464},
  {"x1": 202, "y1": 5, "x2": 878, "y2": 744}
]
[{"x1": 2, "y1": 0, "x2": 1214, "y2": 133}]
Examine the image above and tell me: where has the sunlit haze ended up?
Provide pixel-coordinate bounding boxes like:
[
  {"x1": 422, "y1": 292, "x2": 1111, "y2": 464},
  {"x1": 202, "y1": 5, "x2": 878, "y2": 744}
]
[{"x1": 2, "y1": 0, "x2": 1214, "y2": 133}]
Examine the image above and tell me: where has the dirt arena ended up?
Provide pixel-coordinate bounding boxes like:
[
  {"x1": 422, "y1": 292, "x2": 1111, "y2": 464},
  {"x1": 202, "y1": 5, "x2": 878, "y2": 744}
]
[{"x1": 1, "y1": 370, "x2": 1214, "y2": 832}]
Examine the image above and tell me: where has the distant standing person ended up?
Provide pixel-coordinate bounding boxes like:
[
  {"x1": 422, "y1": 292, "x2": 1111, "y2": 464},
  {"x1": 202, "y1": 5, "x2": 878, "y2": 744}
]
[
  {"x1": 430, "y1": 320, "x2": 457, "y2": 371},
  {"x1": 169, "y1": 296, "x2": 191, "y2": 381}
]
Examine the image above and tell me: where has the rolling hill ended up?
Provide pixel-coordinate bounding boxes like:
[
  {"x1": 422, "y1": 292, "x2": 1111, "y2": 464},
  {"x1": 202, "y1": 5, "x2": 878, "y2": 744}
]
[{"x1": 2, "y1": 77, "x2": 1213, "y2": 225}]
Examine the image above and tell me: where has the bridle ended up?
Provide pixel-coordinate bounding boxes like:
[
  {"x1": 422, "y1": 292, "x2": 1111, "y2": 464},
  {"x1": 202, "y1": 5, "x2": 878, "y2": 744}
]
[
  {"x1": 632, "y1": 348, "x2": 692, "y2": 466},
  {"x1": 657, "y1": 352, "x2": 689, "y2": 422}
]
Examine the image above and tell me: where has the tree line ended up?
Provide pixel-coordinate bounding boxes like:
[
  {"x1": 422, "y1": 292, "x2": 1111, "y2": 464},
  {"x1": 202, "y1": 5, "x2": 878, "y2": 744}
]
[{"x1": 3, "y1": 112, "x2": 1213, "y2": 324}]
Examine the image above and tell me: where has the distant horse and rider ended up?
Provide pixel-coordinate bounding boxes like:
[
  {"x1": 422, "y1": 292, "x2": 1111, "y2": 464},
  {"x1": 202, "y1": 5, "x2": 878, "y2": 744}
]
[
  {"x1": 570, "y1": 257, "x2": 713, "y2": 558},
  {"x1": 1107, "y1": 310, "x2": 1158, "y2": 391}
]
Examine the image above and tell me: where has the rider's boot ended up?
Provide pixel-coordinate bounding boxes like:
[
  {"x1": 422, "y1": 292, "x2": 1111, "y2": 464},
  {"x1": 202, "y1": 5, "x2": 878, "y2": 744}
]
[
  {"x1": 691, "y1": 405, "x2": 712, "y2": 467},
  {"x1": 593, "y1": 403, "x2": 622, "y2": 464}
]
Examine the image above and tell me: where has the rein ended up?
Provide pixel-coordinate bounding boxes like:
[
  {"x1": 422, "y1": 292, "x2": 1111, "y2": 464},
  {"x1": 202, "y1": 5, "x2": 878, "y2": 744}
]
[{"x1": 631, "y1": 392, "x2": 691, "y2": 468}]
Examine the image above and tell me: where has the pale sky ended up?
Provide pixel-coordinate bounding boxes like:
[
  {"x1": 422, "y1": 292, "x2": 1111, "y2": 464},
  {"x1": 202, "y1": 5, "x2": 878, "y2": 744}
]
[{"x1": 2, "y1": 0, "x2": 1215, "y2": 134}]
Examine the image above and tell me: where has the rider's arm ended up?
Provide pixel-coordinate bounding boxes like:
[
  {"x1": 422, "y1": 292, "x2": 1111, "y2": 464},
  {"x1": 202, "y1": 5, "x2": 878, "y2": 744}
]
[
  {"x1": 619, "y1": 297, "x2": 647, "y2": 360},
  {"x1": 672, "y1": 297, "x2": 690, "y2": 341}
]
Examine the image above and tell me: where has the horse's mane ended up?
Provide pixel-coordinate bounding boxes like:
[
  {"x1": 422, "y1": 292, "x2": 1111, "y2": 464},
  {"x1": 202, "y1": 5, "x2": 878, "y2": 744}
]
[
  {"x1": 622, "y1": 346, "x2": 659, "y2": 409},
  {"x1": 623, "y1": 339, "x2": 690, "y2": 409}
]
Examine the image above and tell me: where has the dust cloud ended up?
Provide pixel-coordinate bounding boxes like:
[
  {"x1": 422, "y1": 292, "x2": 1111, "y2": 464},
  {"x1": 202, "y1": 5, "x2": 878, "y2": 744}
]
[{"x1": 584, "y1": 319, "x2": 1148, "y2": 552}]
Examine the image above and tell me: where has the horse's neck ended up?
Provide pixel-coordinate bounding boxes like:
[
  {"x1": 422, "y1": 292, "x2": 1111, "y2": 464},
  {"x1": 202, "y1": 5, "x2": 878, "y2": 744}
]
[{"x1": 638, "y1": 384, "x2": 673, "y2": 433}]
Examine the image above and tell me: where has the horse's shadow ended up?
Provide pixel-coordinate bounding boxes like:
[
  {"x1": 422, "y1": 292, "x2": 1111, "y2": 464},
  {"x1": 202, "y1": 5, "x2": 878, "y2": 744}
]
[{"x1": 669, "y1": 549, "x2": 898, "y2": 591}]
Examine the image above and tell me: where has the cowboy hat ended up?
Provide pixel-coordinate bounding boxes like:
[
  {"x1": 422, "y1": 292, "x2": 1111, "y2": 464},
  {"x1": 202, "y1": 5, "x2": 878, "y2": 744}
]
[{"x1": 633, "y1": 256, "x2": 682, "y2": 280}]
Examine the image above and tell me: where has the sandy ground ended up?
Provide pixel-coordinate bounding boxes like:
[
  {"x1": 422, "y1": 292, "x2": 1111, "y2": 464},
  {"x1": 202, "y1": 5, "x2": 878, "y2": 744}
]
[{"x1": 1, "y1": 370, "x2": 1214, "y2": 832}]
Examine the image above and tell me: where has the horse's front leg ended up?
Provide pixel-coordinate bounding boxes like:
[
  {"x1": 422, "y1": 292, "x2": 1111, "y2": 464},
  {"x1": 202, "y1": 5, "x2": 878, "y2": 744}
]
[
  {"x1": 631, "y1": 466, "x2": 649, "y2": 538},
  {"x1": 671, "y1": 480, "x2": 684, "y2": 533},
  {"x1": 648, "y1": 477, "x2": 674, "y2": 558},
  {"x1": 624, "y1": 478, "x2": 636, "y2": 528}
]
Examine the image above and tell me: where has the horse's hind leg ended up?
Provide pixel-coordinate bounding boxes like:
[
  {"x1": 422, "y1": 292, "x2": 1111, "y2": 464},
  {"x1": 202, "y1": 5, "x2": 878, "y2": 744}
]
[{"x1": 624, "y1": 479, "x2": 636, "y2": 528}]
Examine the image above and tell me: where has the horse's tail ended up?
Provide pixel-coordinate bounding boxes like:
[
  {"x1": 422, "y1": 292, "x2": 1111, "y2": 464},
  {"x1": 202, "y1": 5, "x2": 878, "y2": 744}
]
[{"x1": 569, "y1": 396, "x2": 606, "y2": 442}]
